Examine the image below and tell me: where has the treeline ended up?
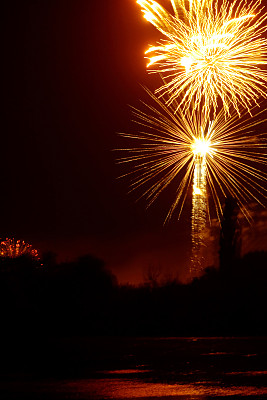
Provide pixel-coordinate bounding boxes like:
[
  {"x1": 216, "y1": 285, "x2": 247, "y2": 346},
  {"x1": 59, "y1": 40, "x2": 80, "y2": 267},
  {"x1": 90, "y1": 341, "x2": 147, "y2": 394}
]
[{"x1": 0, "y1": 250, "x2": 266, "y2": 337}]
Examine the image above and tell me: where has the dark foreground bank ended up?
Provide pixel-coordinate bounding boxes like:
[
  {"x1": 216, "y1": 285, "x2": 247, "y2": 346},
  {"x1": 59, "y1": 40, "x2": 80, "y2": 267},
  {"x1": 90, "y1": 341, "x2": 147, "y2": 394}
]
[{"x1": 0, "y1": 251, "x2": 267, "y2": 337}]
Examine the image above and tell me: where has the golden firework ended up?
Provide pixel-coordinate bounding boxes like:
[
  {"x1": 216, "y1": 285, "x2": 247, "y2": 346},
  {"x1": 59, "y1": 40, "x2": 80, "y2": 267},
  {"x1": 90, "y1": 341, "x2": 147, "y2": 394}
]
[
  {"x1": 137, "y1": 0, "x2": 267, "y2": 116},
  {"x1": 118, "y1": 89, "x2": 267, "y2": 223}
]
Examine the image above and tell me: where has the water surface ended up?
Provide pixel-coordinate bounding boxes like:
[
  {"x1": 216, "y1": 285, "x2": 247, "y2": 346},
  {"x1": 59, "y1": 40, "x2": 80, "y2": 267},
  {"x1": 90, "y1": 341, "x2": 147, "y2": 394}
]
[{"x1": 1, "y1": 337, "x2": 266, "y2": 399}]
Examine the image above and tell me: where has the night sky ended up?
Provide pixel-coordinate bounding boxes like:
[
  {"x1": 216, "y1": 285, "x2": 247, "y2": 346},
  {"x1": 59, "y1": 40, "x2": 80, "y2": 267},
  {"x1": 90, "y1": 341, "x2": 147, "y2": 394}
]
[{"x1": 3, "y1": 0, "x2": 267, "y2": 284}]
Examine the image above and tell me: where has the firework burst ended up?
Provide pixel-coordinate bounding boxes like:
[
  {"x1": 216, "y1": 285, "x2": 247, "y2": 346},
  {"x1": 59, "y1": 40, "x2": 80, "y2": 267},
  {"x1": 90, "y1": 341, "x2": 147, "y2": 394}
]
[
  {"x1": 137, "y1": 0, "x2": 267, "y2": 116},
  {"x1": 0, "y1": 238, "x2": 39, "y2": 259},
  {"x1": 118, "y1": 90, "x2": 267, "y2": 225}
]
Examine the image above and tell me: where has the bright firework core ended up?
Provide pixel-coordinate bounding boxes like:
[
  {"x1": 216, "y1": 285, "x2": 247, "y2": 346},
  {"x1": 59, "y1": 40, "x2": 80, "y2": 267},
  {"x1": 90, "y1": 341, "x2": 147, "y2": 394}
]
[{"x1": 191, "y1": 137, "x2": 211, "y2": 157}]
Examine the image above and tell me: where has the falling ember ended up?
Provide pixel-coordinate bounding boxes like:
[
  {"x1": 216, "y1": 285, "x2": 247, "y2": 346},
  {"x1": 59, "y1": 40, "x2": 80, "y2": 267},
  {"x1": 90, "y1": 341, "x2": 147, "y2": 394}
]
[{"x1": 0, "y1": 238, "x2": 39, "y2": 259}]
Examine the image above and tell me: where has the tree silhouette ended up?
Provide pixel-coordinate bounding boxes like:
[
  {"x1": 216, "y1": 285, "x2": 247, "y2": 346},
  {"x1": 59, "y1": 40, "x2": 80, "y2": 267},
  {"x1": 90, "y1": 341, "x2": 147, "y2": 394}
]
[{"x1": 219, "y1": 197, "x2": 241, "y2": 272}]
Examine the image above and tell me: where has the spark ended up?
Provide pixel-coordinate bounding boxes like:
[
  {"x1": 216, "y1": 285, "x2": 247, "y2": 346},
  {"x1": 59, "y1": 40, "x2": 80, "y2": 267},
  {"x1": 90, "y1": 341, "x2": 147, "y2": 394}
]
[
  {"x1": 118, "y1": 89, "x2": 267, "y2": 224},
  {"x1": 136, "y1": 0, "x2": 267, "y2": 116}
]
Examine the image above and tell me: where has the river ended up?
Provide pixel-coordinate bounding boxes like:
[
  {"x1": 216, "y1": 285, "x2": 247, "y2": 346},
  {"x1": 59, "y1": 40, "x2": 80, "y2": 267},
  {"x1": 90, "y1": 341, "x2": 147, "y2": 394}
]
[{"x1": 0, "y1": 337, "x2": 266, "y2": 399}]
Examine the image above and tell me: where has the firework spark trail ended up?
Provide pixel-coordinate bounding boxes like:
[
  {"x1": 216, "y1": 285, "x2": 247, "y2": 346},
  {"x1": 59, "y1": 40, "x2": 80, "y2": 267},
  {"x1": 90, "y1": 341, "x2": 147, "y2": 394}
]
[
  {"x1": 191, "y1": 123, "x2": 211, "y2": 274},
  {"x1": 191, "y1": 156, "x2": 207, "y2": 273},
  {"x1": 118, "y1": 90, "x2": 267, "y2": 229},
  {"x1": 137, "y1": 0, "x2": 267, "y2": 116}
]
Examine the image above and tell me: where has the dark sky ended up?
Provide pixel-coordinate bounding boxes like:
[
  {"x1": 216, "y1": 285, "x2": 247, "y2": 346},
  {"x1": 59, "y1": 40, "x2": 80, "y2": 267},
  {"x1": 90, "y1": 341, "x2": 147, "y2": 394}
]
[{"x1": 2, "y1": 0, "x2": 267, "y2": 284}]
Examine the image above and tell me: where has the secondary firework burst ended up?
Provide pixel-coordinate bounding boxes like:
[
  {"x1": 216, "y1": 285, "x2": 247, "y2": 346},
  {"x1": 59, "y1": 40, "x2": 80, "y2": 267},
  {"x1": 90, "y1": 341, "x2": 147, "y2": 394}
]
[
  {"x1": 118, "y1": 90, "x2": 267, "y2": 270},
  {"x1": 0, "y1": 238, "x2": 39, "y2": 259},
  {"x1": 137, "y1": 0, "x2": 267, "y2": 116}
]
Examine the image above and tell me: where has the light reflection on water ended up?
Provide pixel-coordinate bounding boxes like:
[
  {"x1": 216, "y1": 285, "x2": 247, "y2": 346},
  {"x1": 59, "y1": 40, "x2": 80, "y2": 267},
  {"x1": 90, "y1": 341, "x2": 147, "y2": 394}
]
[
  {"x1": 1, "y1": 337, "x2": 267, "y2": 399},
  {"x1": 63, "y1": 378, "x2": 267, "y2": 399},
  {"x1": 101, "y1": 369, "x2": 151, "y2": 374},
  {"x1": 226, "y1": 370, "x2": 267, "y2": 376},
  {"x1": 1, "y1": 377, "x2": 267, "y2": 399}
]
